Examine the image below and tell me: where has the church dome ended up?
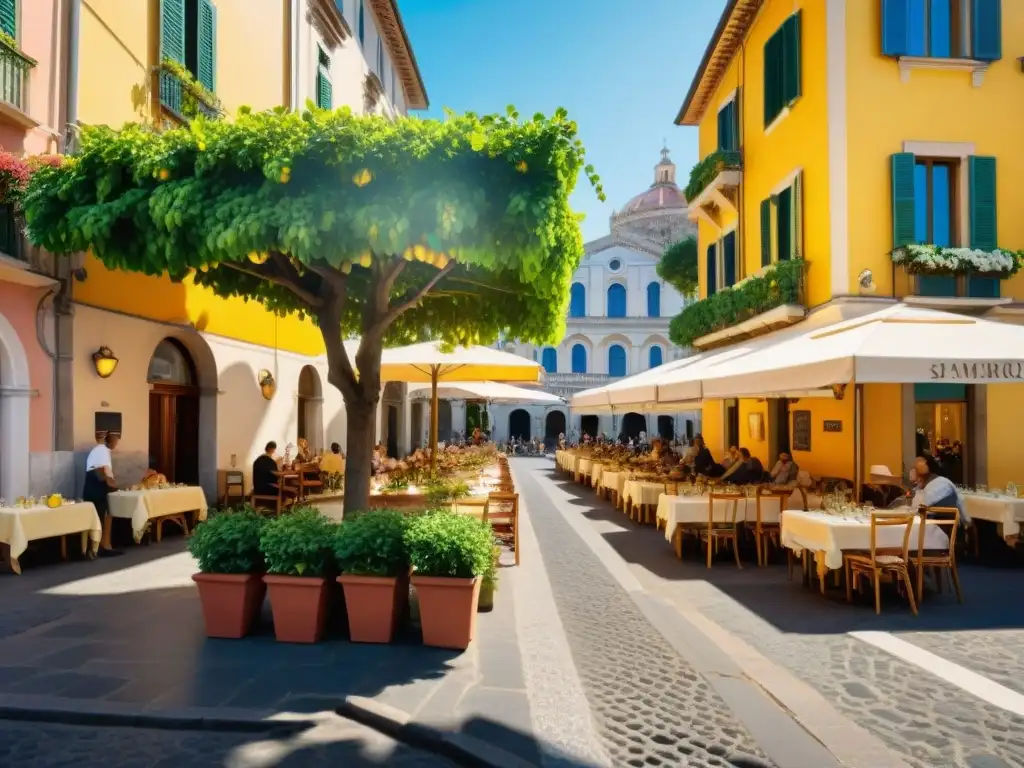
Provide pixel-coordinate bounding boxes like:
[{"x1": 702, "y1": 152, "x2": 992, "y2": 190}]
[
  {"x1": 619, "y1": 183, "x2": 687, "y2": 215},
  {"x1": 610, "y1": 146, "x2": 695, "y2": 248}
]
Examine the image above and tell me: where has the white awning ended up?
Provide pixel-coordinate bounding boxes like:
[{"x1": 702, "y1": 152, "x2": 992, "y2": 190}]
[
  {"x1": 699, "y1": 303, "x2": 1024, "y2": 398},
  {"x1": 408, "y1": 381, "x2": 564, "y2": 405},
  {"x1": 570, "y1": 355, "x2": 700, "y2": 410}
]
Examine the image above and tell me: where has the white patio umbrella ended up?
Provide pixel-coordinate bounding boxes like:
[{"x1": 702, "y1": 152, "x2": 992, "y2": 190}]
[
  {"x1": 570, "y1": 354, "x2": 701, "y2": 411},
  {"x1": 408, "y1": 380, "x2": 564, "y2": 405}
]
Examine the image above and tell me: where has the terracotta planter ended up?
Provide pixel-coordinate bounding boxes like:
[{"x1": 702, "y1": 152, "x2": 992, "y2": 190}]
[
  {"x1": 337, "y1": 573, "x2": 408, "y2": 643},
  {"x1": 192, "y1": 572, "x2": 266, "y2": 639},
  {"x1": 263, "y1": 574, "x2": 330, "y2": 643},
  {"x1": 412, "y1": 575, "x2": 481, "y2": 650}
]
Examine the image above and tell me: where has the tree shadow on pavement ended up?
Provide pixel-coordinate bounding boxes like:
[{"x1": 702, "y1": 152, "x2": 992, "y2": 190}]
[{"x1": 547, "y1": 467, "x2": 1024, "y2": 637}]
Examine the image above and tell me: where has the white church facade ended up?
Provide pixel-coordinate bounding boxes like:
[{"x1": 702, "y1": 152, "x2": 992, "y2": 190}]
[{"x1": 489, "y1": 148, "x2": 703, "y2": 446}]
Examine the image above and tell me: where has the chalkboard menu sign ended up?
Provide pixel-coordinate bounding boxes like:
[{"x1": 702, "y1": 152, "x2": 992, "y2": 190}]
[{"x1": 792, "y1": 410, "x2": 811, "y2": 452}]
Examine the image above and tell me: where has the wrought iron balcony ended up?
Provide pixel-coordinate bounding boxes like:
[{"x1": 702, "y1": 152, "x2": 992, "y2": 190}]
[
  {"x1": 0, "y1": 37, "x2": 36, "y2": 123},
  {"x1": 158, "y1": 65, "x2": 222, "y2": 123}
]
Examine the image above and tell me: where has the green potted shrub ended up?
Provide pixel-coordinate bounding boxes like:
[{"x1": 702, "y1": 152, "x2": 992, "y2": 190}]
[
  {"x1": 260, "y1": 507, "x2": 336, "y2": 643},
  {"x1": 478, "y1": 545, "x2": 500, "y2": 612},
  {"x1": 333, "y1": 509, "x2": 409, "y2": 643},
  {"x1": 405, "y1": 511, "x2": 493, "y2": 650},
  {"x1": 189, "y1": 508, "x2": 267, "y2": 639}
]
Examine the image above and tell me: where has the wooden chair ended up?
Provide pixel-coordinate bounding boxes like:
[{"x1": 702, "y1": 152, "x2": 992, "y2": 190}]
[
  {"x1": 222, "y1": 470, "x2": 245, "y2": 507},
  {"x1": 701, "y1": 492, "x2": 742, "y2": 569},
  {"x1": 914, "y1": 506, "x2": 963, "y2": 604},
  {"x1": 843, "y1": 511, "x2": 918, "y2": 615},
  {"x1": 452, "y1": 497, "x2": 489, "y2": 521},
  {"x1": 297, "y1": 463, "x2": 323, "y2": 499},
  {"x1": 250, "y1": 482, "x2": 296, "y2": 516},
  {"x1": 486, "y1": 492, "x2": 520, "y2": 566},
  {"x1": 755, "y1": 487, "x2": 790, "y2": 567}
]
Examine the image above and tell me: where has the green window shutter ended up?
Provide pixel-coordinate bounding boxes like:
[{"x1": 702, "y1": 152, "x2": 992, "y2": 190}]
[
  {"x1": 161, "y1": 0, "x2": 186, "y2": 63},
  {"x1": 760, "y1": 198, "x2": 772, "y2": 267},
  {"x1": 969, "y1": 156, "x2": 997, "y2": 250},
  {"x1": 790, "y1": 172, "x2": 803, "y2": 259},
  {"x1": 890, "y1": 153, "x2": 916, "y2": 247},
  {"x1": 196, "y1": 0, "x2": 217, "y2": 92},
  {"x1": 782, "y1": 12, "x2": 802, "y2": 106},
  {"x1": 317, "y1": 71, "x2": 333, "y2": 110},
  {"x1": 971, "y1": 0, "x2": 1002, "y2": 61},
  {"x1": 0, "y1": 0, "x2": 15, "y2": 38},
  {"x1": 763, "y1": 31, "x2": 782, "y2": 126}
]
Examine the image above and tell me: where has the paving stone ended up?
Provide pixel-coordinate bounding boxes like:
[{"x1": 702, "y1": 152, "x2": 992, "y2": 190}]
[{"x1": 516, "y1": 465, "x2": 773, "y2": 768}]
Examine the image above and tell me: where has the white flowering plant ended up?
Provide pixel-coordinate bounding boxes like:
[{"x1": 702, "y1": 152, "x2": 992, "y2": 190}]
[{"x1": 891, "y1": 244, "x2": 1024, "y2": 277}]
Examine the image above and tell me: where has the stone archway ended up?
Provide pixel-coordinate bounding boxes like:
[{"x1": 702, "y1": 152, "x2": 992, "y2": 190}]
[
  {"x1": 297, "y1": 365, "x2": 324, "y2": 454},
  {"x1": 621, "y1": 412, "x2": 646, "y2": 441},
  {"x1": 509, "y1": 408, "x2": 531, "y2": 441},
  {"x1": 544, "y1": 409, "x2": 566, "y2": 448},
  {"x1": 0, "y1": 311, "x2": 30, "y2": 501}
]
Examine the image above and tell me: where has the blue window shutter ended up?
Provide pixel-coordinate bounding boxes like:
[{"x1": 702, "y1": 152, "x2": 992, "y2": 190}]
[
  {"x1": 967, "y1": 277, "x2": 1000, "y2": 298},
  {"x1": 969, "y1": 156, "x2": 997, "y2": 250},
  {"x1": 608, "y1": 345, "x2": 626, "y2": 377},
  {"x1": 571, "y1": 344, "x2": 587, "y2": 374},
  {"x1": 881, "y1": 0, "x2": 910, "y2": 57},
  {"x1": 569, "y1": 282, "x2": 586, "y2": 317},
  {"x1": 160, "y1": 0, "x2": 186, "y2": 63},
  {"x1": 542, "y1": 348, "x2": 557, "y2": 374},
  {"x1": 607, "y1": 283, "x2": 626, "y2": 318},
  {"x1": 0, "y1": 0, "x2": 16, "y2": 38},
  {"x1": 649, "y1": 346, "x2": 663, "y2": 369},
  {"x1": 197, "y1": 0, "x2": 216, "y2": 92},
  {"x1": 706, "y1": 243, "x2": 718, "y2": 297},
  {"x1": 972, "y1": 0, "x2": 1002, "y2": 61},
  {"x1": 891, "y1": 153, "x2": 917, "y2": 247},
  {"x1": 358, "y1": 0, "x2": 365, "y2": 44},
  {"x1": 646, "y1": 282, "x2": 660, "y2": 317}
]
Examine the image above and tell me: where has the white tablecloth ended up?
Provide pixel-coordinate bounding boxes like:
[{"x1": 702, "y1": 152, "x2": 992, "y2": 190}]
[
  {"x1": 961, "y1": 493, "x2": 1024, "y2": 541},
  {"x1": 576, "y1": 458, "x2": 593, "y2": 479},
  {"x1": 0, "y1": 502, "x2": 102, "y2": 560},
  {"x1": 109, "y1": 487, "x2": 209, "y2": 541},
  {"x1": 781, "y1": 509, "x2": 949, "y2": 570},
  {"x1": 657, "y1": 494, "x2": 785, "y2": 542},
  {"x1": 621, "y1": 480, "x2": 666, "y2": 510},
  {"x1": 598, "y1": 471, "x2": 626, "y2": 497},
  {"x1": 590, "y1": 463, "x2": 606, "y2": 488}
]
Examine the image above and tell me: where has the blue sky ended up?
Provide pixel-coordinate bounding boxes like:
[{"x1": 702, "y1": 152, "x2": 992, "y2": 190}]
[{"x1": 399, "y1": 0, "x2": 727, "y2": 242}]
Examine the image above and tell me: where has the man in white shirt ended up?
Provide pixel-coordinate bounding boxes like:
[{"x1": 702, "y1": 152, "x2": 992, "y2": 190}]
[{"x1": 84, "y1": 432, "x2": 122, "y2": 556}]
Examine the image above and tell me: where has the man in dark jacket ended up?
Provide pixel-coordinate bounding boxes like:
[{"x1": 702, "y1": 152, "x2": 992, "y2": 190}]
[
  {"x1": 730, "y1": 448, "x2": 766, "y2": 485},
  {"x1": 692, "y1": 435, "x2": 716, "y2": 476}
]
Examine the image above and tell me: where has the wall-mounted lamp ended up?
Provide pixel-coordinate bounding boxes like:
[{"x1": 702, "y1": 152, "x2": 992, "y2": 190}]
[
  {"x1": 857, "y1": 269, "x2": 877, "y2": 294},
  {"x1": 832, "y1": 383, "x2": 847, "y2": 401},
  {"x1": 92, "y1": 347, "x2": 119, "y2": 378},
  {"x1": 258, "y1": 369, "x2": 276, "y2": 400}
]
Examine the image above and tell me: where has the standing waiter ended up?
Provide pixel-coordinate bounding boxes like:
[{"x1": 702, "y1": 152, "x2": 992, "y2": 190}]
[{"x1": 83, "y1": 431, "x2": 123, "y2": 557}]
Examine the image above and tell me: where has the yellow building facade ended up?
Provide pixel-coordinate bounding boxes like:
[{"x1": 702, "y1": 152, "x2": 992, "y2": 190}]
[
  {"x1": 69, "y1": 0, "x2": 426, "y2": 499},
  {"x1": 677, "y1": 0, "x2": 1021, "y2": 488}
]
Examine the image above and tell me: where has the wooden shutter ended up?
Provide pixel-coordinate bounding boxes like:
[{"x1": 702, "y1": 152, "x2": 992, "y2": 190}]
[
  {"x1": 717, "y1": 104, "x2": 729, "y2": 152},
  {"x1": 760, "y1": 198, "x2": 772, "y2": 267},
  {"x1": 880, "y1": 0, "x2": 909, "y2": 57},
  {"x1": 890, "y1": 153, "x2": 916, "y2": 247},
  {"x1": 763, "y1": 31, "x2": 782, "y2": 126},
  {"x1": 0, "y1": 0, "x2": 15, "y2": 38},
  {"x1": 782, "y1": 12, "x2": 802, "y2": 106},
  {"x1": 723, "y1": 231, "x2": 737, "y2": 287},
  {"x1": 790, "y1": 172, "x2": 804, "y2": 259},
  {"x1": 317, "y1": 71, "x2": 333, "y2": 109},
  {"x1": 197, "y1": 0, "x2": 217, "y2": 92},
  {"x1": 160, "y1": 0, "x2": 186, "y2": 63},
  {"x1": 972, "y1": 0, "x2": 1002, "y2": 61},
  {"x1": 968, "y1": 156, "x2": 997, "y2": 250},
  {"x1": 706, "y1": 243, "x2": 718, "y2": 297}
]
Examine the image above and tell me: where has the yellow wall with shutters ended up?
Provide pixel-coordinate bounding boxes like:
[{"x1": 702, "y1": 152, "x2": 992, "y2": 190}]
[
  {"x1": 74, "y1": 0, "x2": 324, "y2": 356},
  {"x1": 845, "y1": 1, "x2": 1024, "y2": 300},
  {"x1": 692, "y1": 0, "x2": 831, "y2": 307}
]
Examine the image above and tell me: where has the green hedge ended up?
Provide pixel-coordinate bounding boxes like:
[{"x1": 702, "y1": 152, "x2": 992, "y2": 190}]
[
  {"x1": 669, "y1": 259, "x2": 805, "y2": 348},
  {"x1": 684, "y1": 150, "x2": 742, "y2": 202}
]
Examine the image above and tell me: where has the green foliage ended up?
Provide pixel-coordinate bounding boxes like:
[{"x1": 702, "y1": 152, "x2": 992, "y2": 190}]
[
  {"x1": 669, "y1": 259, "x2": 806, "y2": 347},
  {"x1": 379, "y1": 477, "x2": 409, "y2": 493},
  {"x1": 482, "y1": 545, "x2": 500, "y2": 591},
  {"x1": 22, "y1": 104, "x2": 603, "y2": 349},
  {"x1": 684, "y1": 150, "x2": 742, "y2": 201},
  {"x1": 161, "y1": 58, "x2": 222, "y2": 120},
  {"x1": 188, "y1": 507, "x2": 266, "y2": 574},
  {"x1": 657, "y1": 237, "x2": 698, "y2": 297},
  {"x1": 404, "y1": 511, "x2": 493, "y2": 579},
  {"x1": 332, "y1": 509, "x2": 408, "y2": 577},
  {"x1": 424, "y1": 478, "x2": 470, "y2": 505},
  {"x1": 259, "y1": 506, "x2": 336, "y2": 577}
]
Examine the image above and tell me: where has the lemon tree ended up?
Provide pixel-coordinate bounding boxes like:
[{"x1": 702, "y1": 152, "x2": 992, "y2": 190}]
[{"x1": 22, "y1": 104, "x2": 602, "y2": 512}]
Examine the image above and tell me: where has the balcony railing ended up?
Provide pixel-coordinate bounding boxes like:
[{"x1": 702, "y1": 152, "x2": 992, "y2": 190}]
[
  {"x1": 0, "y1": 203, "x2": 22, "y2": 259},
  {"x1": 158, "y1": 65, "x2": 222, "y2": 123},
  {"x1": 0, "y1": 37, "x2": 36, "y2": 116}
]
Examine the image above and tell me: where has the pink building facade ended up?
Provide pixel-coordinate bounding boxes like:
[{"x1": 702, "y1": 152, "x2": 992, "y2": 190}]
[{"x1": 0, "y1": 0, "x2": 69, "y2": 501}]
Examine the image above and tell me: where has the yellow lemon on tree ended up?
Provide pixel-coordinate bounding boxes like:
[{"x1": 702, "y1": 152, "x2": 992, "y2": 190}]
[
  {"x1": 340, "y1": 261, "x2": 353, "y2": 274},
  {"x1": 199, "y1": 264, "x2": 209, "y2": 273},
  {"x1": 46, "y1": 493, "x2": 62, "y2": 509},
  {"x1": 358, "y1": 252, "x2": 373, "y2": 268},
  {"x1": 434, "y1": 253, "x2": 450, "y2": 269},
  {"x1": 402, "y1": 247, "x2": 415, "y2": 261},
  {"x1": 515, "y1": 160, "x2": 528, "y2": 173},
  {"x1": 248, "y1": 251, "x2": 269, "y2": 265},
  {"x1": 352, "y1": 168, "x2": 373, "y2": 187},
  {"x1": 413, "y1": 244, "x2": 427, "y2": 262},
  {"x1": 158, "y1": 168, "x2": 170, "y2": 181}
]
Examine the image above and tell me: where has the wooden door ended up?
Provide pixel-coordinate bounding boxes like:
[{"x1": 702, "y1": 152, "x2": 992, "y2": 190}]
[
  {"x1": 149, "y1": 391, "x2": 176, "y2": 480},
  {"x1": 174, "y1": 394, "x2": 200, "y2": 485}
]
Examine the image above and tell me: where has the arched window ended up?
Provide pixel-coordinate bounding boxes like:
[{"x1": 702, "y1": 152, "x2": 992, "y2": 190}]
[
  {"x1": 608, "y1": 344, "x2": 627, "y2": 377},
  {"x1": 569, "y1": 282, "x2": 586, "y2": 318},
  {"x1": 541, "y1": 347, "x2": 558, "y2": 373},
  {"x1": 647, "y1": 282, "x2": 661, "y2": 318},
  {"x1": 147, "y1": 339, "x2": 195, "y2": 385},
  {"x1": 607, "y1": 283, "x2": 626, "y2": 318},
  {"x1": 571, "y1": 344, "x2": 587, "y2": 373},
  {"x1": 649, "y1": 345, "x2": 663, "y2": 369}
]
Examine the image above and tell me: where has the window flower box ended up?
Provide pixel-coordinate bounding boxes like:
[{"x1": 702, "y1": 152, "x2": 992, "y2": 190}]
[{"x1": 890, "y1": 244, "x2": 1023, "y2": 278}]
